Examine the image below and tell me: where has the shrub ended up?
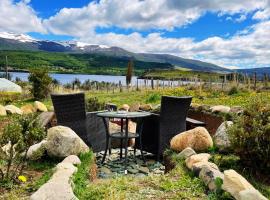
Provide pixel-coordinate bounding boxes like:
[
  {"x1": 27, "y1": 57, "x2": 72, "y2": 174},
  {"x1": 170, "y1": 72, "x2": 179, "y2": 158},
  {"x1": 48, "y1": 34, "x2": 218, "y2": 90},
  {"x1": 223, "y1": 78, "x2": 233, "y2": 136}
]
[
  {"x1": 0, "y1": 114, "x2": 46, "y2": 184},
  {"x1": 86, "y1": 97, "x2": 105, "y2": 112},
  {"x1": 28, "y1": 69, "x2": 52, "y2": 100},
  {"x1": 228, "y1": 86, "x2": 238, "y2": 95},
  {"x1": 146, "y1": 93, "x2": 160, "y2": 103},
  {"x1": 228, "y1": 96, "x2": 270, "y2": 174}
]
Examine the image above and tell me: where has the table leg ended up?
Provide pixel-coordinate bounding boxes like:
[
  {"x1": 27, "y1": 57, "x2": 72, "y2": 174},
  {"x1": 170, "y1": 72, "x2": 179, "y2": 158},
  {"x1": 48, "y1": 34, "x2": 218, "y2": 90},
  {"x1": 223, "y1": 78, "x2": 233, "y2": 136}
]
[
  {"x1": 139, "y1": 119, "x2": 146, "y2": 163},
  {"x1": 120, "y1": 118, "x2": 123, "y2": 159},
  {"x1": 101, "y1": 117, "x2": 110, "y2": 163},
  {"x1": 125, "y1": 118, "x2": 129, "y2": 171}
]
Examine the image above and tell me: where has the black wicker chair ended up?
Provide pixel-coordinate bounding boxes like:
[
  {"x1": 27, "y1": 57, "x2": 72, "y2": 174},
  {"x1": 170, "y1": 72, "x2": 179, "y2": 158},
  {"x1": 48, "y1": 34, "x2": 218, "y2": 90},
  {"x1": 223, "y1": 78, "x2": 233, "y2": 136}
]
[
  {"x1": 51, "y1": 93, "x2": 107, "y2": 152},
  {"x1": 137, "y1": 96, "x2": 193, "y2": 160}
]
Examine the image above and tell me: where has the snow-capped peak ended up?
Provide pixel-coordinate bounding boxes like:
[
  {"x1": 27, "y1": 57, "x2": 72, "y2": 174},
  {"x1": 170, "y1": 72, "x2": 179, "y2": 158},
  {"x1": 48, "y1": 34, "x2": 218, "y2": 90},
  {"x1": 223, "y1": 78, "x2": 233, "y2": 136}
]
[
  {"x1": 0, "y1": 32, "x2": 36, "y2": 43},
  {"x1": 76, "y1": 41, "x2": 110, "y2": 49}
]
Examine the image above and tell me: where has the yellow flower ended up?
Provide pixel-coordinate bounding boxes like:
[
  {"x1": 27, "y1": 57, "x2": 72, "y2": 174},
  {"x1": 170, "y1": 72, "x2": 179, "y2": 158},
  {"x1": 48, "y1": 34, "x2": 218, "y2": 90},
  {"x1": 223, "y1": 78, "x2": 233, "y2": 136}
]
[{"x1": 18, "y1": 175, "x2": 27, "y2": 182}]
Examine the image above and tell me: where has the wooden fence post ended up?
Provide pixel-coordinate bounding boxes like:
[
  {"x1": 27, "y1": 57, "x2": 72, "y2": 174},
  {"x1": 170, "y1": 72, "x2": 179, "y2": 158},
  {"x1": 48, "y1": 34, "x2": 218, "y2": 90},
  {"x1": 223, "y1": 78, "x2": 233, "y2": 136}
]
[{"x1": 253, "y1": 72, "x2": 257, "y2": 90}]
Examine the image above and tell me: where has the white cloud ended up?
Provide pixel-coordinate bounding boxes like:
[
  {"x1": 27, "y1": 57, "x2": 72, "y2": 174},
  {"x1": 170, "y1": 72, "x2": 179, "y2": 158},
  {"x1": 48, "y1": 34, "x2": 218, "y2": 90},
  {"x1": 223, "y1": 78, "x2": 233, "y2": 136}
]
[{"x1": 0, "y1": 0, "x2": 45, "y2": 33}]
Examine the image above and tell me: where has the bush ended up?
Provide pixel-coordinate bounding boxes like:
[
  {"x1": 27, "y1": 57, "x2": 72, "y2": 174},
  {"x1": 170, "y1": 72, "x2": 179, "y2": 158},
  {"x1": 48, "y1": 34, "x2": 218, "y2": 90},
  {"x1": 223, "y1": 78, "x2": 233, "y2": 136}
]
[
  {"x1": 86, "y1": 97, "x2": 105, "y2": 112},
  {"x1": 28, "y1": 69, "x2": 52, "y2": 100},
  {"x1": 0, "y1": 114, "x2": 46, "y2": 184},
  {"x1": 228, "y1": 96, "x2": 270, "y2": 174},
  {"x1": 228, "y1": 86, "x2": 238, "y2": 95}
]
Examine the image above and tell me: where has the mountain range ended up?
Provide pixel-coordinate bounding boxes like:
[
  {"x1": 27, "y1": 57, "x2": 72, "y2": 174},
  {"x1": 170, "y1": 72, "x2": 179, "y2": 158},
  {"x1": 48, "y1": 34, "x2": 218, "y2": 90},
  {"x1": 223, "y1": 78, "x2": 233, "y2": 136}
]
[{"x1": 0, "y1": 32, "x2": 268, "y2": 75}]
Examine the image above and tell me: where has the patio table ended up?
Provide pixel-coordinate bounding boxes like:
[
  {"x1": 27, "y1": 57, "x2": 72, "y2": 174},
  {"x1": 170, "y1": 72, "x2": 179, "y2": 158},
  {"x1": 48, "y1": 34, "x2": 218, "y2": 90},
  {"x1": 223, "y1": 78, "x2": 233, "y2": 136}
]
[{"x1": 97, "y1": 111, "x2": 151, "y2": 172}]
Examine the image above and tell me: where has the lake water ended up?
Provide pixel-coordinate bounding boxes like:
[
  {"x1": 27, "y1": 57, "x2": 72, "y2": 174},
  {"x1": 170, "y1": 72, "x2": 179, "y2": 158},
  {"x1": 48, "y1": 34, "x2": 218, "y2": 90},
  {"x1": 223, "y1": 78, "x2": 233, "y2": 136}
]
[{"x1": 1, "y1": 72, "x2": 187, "y2": 86}]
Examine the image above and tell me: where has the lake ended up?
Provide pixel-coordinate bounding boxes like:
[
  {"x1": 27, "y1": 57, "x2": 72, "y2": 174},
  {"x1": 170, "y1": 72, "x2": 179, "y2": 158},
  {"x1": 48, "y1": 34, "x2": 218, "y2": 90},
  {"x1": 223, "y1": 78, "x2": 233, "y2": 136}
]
[{"x1": 1, "y1": 72, "x2": 186, "y2": 86}]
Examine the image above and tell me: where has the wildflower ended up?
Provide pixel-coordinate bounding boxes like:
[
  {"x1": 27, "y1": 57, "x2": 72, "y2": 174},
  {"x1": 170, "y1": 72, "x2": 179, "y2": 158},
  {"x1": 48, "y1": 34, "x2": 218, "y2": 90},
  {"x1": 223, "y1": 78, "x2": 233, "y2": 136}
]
[{"x1": 18, "y1": 175, "x2": 27, "y2": 182}]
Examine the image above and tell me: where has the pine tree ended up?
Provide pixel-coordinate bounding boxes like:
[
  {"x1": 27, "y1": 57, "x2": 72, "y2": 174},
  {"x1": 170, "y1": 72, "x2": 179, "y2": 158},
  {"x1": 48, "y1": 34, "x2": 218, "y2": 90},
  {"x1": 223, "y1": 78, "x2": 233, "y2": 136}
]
[{"x1": 126, "y1": 59, "x2": 134, "y2": 86}]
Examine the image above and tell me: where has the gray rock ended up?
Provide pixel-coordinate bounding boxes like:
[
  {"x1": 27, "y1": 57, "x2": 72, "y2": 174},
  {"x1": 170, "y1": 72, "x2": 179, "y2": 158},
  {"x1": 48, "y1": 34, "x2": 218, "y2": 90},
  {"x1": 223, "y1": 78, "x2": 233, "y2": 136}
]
[
  {"x1": 0, "y1": 105, "x2": 7, "y2": 116},
  {"x1": 177, "y1": 147, "x2": 196, "y2": 159},
  {"x1": 5, "y1": 105, "x2": 22, "y2": 115},
  {"x1": 192, "y1": 161, "x2": 219, "y2": 176},
  {"x1": 214, "y1": 121, "x2": 233, "y2": 151},
  {"x1": 199, "y1": 164, "x2": 224, "y2": 191},
  {"x1": 62, "y1": 155, "x2": 81, "y2": 165},
  {"x1": 27, "y1": 140, "x2": 47, "y2": 160},
  {"x1": 46, "y1": 126, "x2": 89, "y2": 158},
  {"x1": 138, "y1": 166, "x2": 150, "y2": 174},
  {"x1": 128, "y1": 168, "x2": 139, "y2": 174},
  {"x1": 239, "y1": 189, "x2": 268, "y2": 200},
  {"x1": 210, "y1": 105, "x2": 231, "y2": 113},
  {"x1": 100, "y1": 167, "x2": 112, "y2": 174}
]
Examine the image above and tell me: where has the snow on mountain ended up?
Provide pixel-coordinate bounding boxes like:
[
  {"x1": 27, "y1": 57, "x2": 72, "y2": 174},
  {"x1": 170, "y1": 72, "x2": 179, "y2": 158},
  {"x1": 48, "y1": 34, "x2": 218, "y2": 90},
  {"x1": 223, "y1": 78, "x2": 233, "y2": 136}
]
[{"x1": 0, "y1": 32, "x2": 36, "y2": 43}]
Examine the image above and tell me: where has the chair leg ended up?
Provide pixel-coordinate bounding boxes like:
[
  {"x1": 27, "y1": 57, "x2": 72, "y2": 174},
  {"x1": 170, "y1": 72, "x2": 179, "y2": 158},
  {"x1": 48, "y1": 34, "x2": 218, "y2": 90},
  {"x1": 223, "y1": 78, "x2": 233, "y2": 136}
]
[
  {"x1": 109, "y1": 138, "x2": 112, "y2": 155},
  {"x1": 102, "y1": 136, "x2": 109, "y2": 163},
  {"x1": 139, "y1": 135, "x2": 145, "y2": 163},
  {"x1": 120, "y1": 139, "x2": 123, "y2": 159}
]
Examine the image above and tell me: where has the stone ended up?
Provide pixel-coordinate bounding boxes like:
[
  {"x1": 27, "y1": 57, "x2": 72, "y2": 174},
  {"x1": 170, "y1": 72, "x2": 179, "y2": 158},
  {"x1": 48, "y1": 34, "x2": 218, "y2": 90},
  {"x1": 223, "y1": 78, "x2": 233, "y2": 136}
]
[
  {"x1": 170, "y1": 127, "x2": 213, "y2": 152},
  {"x1": 230, "y1": 106, "x2": 244, "y2": 114},
  {"x1": 119, "y1": 104, "x2": 130, "y2": 111},
  {"x1": 0, "y1": 105, "x2": 7, "y2": 116},
  {"x1": 5, "y1": 105, "x2": 22, "y2": 115},
  {"x1": 199, "y1": 164, "x2": 224, "y2": 191},
  {"x1": 222, "y1": 170, "x2": 255, "y2": 200},
  {"x1": 210, "y1": 105, "x2": 231, "y2": 113},
  {"x1": 138, "y1": 166, "x2": 150, "y2": 174},
  {"x1": 139, "y1": 104, "x2": 153, "y2": 111},
  {"x1": 46, "y1": 126, "x2": 89, "y2": 158},
  {"x1": 128, "y1": 168, "x2": 139, "y2": 174},
  {"x1": 192, "y1": 161, "x2": 218, "y2": 176},
  {"x1": 190, "y1": 103, "x2": 201, "y2": 109},
  {"x1": 214, "y1": 121, "x2": 233, "y2": 151},
  {"x1": 239, "y1": 189, "x2": 268, "y2": 200},
  {"x1": 27, "y1": 140, "x2": 47, "y2": 160},
  {"x1": 100, "y1": 167, "x2": 112, "y2": 174},
  {"x1": 34, "y1": 101, "x2": 48, "y2": 112},
  {"x1": 30, "y1": 162, "x2": 78, "y2": 200},
  {"x1": 21, "y1": 104, "x2": 36, "y2": 114},
  {"x1": 185, "y1": 153, "x2": 211, "y2": 169},
  {"x1": 177, "y1": 147, "x2": 196, "y2": 159},
  {"x1": 62, "y1": 155, "x2": 81, "y2": 165},
  {"x1": 129, "y1": 103, "x2": 140, "y2": 112}
]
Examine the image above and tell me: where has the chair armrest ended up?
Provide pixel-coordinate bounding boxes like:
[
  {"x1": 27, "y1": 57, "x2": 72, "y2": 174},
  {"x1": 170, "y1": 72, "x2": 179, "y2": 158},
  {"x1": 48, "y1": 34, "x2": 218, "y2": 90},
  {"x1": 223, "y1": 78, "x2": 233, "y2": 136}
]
[{"x1": 186, "y1": 117, "x2": 206, "y2": 127}]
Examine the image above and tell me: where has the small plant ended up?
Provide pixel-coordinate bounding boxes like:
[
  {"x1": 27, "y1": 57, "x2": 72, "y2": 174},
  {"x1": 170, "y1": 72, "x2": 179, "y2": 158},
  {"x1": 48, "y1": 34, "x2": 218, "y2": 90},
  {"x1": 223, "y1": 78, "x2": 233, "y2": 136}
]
[
  {"x1": 86, "y1": 97, "x2": 105, "y2": 112},
  {"x1": 228, "y1": 86, "x2": 238, "y2": 95},
  {"x1": 0, "y1": 114, "x2": 46, "y2": 184},
  {"x1": 146, "y1": 93, "x2": 160, "y2": 103},
  {"x1": 227, "y1": 96, "x2": 270, "y2": 174},
  {"x1": 28, "y1": 68, "x2": 52, "y2": 100}
]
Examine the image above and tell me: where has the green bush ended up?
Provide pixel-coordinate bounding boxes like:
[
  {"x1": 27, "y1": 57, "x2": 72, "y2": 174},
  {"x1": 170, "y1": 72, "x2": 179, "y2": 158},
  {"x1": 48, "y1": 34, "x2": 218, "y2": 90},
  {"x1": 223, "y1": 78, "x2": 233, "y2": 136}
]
[
  {"x1": 86, "y1": 97, "x2": 105, "y2": 112},
  {"x1": 228, "y1": 86, "x2": 238, "y2": 95},
  {"x1": 0, "y1": 114, "x2": 46, "y2": 184},
  {"x1": 28, "y1": 69, "x2": 52, "y2": 100},
  {"x1": 228, "y1": 96, "x2": 270, "y2": 174}
]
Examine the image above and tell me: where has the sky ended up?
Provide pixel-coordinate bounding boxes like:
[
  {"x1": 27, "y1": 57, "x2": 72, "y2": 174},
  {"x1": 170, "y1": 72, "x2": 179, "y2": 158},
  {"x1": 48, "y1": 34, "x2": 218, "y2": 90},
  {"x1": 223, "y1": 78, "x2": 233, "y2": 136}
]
[{"x1": 0, "y1": 0, "x2": 270, "y2": 69}]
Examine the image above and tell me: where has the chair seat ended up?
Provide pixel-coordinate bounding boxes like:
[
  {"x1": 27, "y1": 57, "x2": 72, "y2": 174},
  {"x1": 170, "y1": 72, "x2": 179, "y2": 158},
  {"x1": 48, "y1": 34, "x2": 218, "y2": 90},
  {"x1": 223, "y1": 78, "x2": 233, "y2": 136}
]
[{"x1": 110, "y1": 131, "x2": 139, "y2": 139}]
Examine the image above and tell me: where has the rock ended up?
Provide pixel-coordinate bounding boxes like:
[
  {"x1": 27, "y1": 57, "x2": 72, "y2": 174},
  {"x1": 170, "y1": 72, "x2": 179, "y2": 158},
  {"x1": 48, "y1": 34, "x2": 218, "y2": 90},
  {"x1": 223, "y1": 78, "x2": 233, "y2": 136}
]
[
  {"x1": 222, "y1": 170, "x2": 255, "y2": 200},
  {"x1": 128, "y1": 168, "x2": 139, "y2": 174},
  {"x1": 62, "y1": 155, "x2": 81, "y2": 165},
  {"x1": 214, "y1": 121, "x2": 233, "y2": 151},
  {"x1": 192, "y1": 161, "x2": 218, "y2": 176},
  {"x1": 199, "y1": 164, "x2": 224, "y2": 191},
  {"x1": 34, "y1": 101, "x2": 48, "y2": 112},
  {"x1": 5, "y1": 105, "x2": 22, "y2": 115},
  {"x1": 129, "y1": 103, "x2": 140, "y2": 112},
  {"x1": 239, "y1": 189, "x2": 268, "y2": 200},
  {"x1": 230, "y1": 106, "x2": 244, "y2": 114},
  {"x1": 30, "y1": 162, "x2": 78, "y2": 200},
  {"x1": 119, "y1": 104, "x2": 130, "y2": 111},
  {"x1": 210, "y1": 105, "x2": 231, "y2": 113},
  {"x1": 0, "y1": 105, "x2": 7, "y2": 116},
  {"x1": 190, "y1": 103, "x2": 200, "y2": 109},
  {"x1": 185, "y1": 153, "x2": 211, "y2": 169},
  {"x1": 139, "y1": 104, "x2": 153, "y2": 111},
  {"x1": 177, "y1": 147, "x2": 196, "y2": 159},
  {"x1": 100, "y1": 167, "x2": 112, "y2": 174},
  {"x1": 138, "y1": 166, "x2": 150, "y2": 174},
  {"x1": 21, "y1": 104, "x2": 36, "y2": 114},
  {"x1": 46, "y1": 126, "x2": 89, "y2": 158},
  {"x1": 170, "y1": 127, "x2": 213, "y2": 152},
  {"x1": 27, "y1": 140, "x2": 47, "y2": 160}
]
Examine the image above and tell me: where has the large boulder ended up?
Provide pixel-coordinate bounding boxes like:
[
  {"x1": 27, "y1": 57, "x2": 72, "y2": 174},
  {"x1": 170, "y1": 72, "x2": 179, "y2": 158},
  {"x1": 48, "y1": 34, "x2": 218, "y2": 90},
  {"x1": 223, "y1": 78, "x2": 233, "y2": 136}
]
[
  {"x1": 27, "y1": 140, "x2": 47, "y2": 160},
  {"x1": 5, "y1": 105, "x2": 22, "y2": 115},
  {"x1": 213, "y1": 121, "x2": 233, "y2": 151},
  {"x1": 30, "y1": 162, "x2": 78, "y2": 200},
  {"x1": 222, "y1": 170, "x2": 255, "y2": 200},
  {"x1": 170, "y1": 127, "x2": 213, "y2": 152},
  {"x1": 210, "y1": 105, "x2": 231, "y2": 113},
  {"x1": 185, "y1": 153, "x2": 211, "y2": 169},
  {"x1": 21, "y1": 104, "x2": 36, "y2": 115},
  {"x1": 34, "y1": 101, "x2": 48, "y2": 112},
  {"x1": 192, "y1": 161, "x2": 218, "y2": 176},
  {"x1": 0, "y1": 105, "x2": 7, "y2": 116},
  {"x1": 239, "y1": 189, "x2": 268, "y2": 200},
  {"x1": 46, "y1": 126, "x2": 89, "y2": 158},
  {"x1": 199, "y1": 164, "x2": 224, "y2": 191}
]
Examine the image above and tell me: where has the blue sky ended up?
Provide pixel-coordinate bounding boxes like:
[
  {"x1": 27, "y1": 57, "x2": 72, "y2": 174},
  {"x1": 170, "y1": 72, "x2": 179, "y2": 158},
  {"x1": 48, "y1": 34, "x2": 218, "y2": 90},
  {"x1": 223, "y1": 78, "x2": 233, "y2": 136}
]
[{"x1": 1, "y1": 0, "x2": 270, "y2": 69}]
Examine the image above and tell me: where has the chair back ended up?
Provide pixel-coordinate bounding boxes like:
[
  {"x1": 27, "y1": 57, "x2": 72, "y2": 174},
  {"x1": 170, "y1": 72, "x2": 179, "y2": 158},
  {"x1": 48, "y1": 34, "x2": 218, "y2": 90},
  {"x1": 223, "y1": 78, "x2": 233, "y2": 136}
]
[
  {"x1": 51, "y1": 93, "x2": 87, "y2": 142},
  {"x1": 158, "y1": 96, "x2": 192, "y2": 155}
]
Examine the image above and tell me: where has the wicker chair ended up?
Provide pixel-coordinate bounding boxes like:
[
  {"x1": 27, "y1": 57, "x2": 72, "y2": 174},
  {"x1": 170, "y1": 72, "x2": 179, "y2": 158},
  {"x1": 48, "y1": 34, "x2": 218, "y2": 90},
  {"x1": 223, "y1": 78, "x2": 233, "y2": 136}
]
[
  {"x1": 51, "y1": 93, "x2": 107, "y2": 152},
  {"x1": 137, "y1": 96, "x2": 193, "y2": 159}
]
